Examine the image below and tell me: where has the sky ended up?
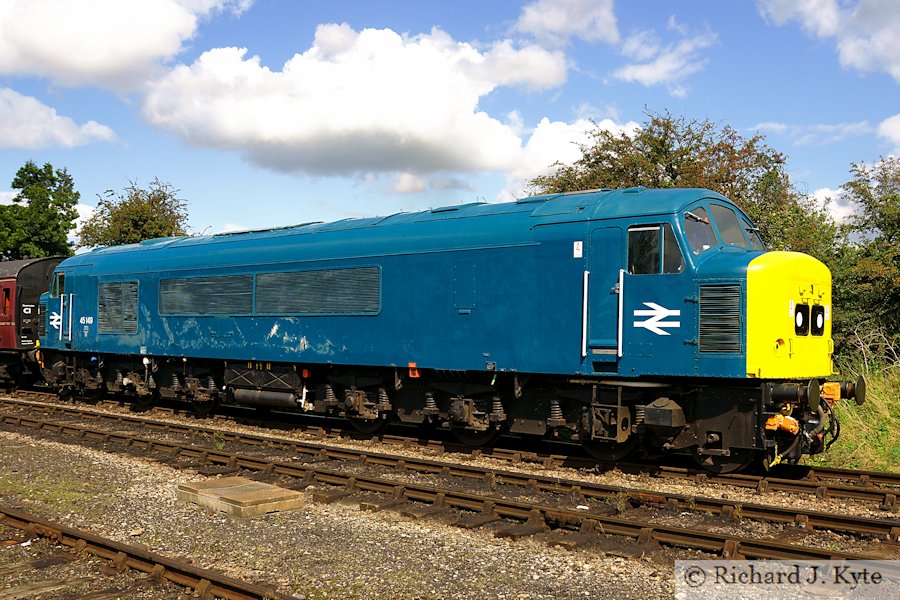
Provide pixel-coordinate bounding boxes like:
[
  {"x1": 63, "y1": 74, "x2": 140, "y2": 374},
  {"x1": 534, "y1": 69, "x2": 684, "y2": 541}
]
[{"x1": 1, "y1": 0, "x2": 898, "y2": 239}]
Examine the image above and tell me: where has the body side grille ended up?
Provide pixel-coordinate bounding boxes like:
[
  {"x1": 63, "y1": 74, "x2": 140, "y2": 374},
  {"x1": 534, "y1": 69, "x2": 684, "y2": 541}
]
[
  {"x1": 98, "y1": 281, "x2": 138, "y2": 334},
  {"x1": 256, "y1": 266, "x2": 381, "y2": 315},
  {"x1": 699, "y1": 284, "x2": 742, "y2": 353}
]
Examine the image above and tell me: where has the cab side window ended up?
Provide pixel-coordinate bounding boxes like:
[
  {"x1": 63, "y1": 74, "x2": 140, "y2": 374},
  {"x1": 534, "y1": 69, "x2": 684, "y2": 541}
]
[
  {"x1": 662, "y1": 224, "x2": 684, "y2": 273},
  {"x1": 742, "y1": 217, "x2": 766, "y2": 251},
  {"x1": 628, "y1": 224, "x2": 684, "y2": 274},
  {"x1": 50, "y1": 273, "x2": 65, "y2": 298},
  {"x1": 628, "y1": 227, "x2": 659, "y2": 274}
]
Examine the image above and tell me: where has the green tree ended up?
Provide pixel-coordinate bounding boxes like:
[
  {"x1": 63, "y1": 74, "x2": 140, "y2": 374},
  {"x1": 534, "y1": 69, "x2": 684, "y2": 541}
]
[
  {"x1": 77, "y1": 178, "x2": 189, "y2": 247},
  {"x1": 834, "y1": 157, "x2": 900, "y2": 344},
  {"x1": 0, "y1": 161, "x2": 79, "y2": 259},
  {"x1": 528, "y1": 109, "x2": 838, "y2": 259}
]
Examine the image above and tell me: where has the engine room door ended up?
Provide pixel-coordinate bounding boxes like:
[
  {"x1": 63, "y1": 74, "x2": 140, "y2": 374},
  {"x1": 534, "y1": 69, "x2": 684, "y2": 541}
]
[{"x1": 587, "y1": 227, "x2": 624, "y2": 364}]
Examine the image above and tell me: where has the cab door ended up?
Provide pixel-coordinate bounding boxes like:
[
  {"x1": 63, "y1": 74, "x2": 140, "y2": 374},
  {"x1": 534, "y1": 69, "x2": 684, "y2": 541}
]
[
  {"x1": 620, "y1": 223, "x2": 695, "y2": 376},
  {"x1": 45, "y1": 271, "x2": 73, "y2": 346},
  {"x1": 586, "y1": 226, "x2": 625, "y2": 367}
]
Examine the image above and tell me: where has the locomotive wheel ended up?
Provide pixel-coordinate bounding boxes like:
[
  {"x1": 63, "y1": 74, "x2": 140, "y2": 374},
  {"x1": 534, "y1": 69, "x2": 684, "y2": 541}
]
[
  {"x1": 581, "y1": 436, "x2": 639, "y2": 462},
  {"x1": 349, "y1": 416, "x2": 390, "y2": 435},
  {"x1": 81, "y1": 387, "x2": 105, "y2": 404},
  {"x1": 190, "y1": 398, "x2": 221, "y2": 417},
  {"x1": 451, "y1": 425, "x2": 502, "y2": 447},
  {"x1": 693, "y1": 449, "x2": 757, "y2": 474},
  {"x1": 131, "y1": 391, "x2": 157, "y2": 413}
]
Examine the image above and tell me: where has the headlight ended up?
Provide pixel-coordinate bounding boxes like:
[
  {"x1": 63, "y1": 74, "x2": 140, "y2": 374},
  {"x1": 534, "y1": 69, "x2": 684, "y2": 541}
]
[
  {"x1": 794, "y1": 304, "x2": 810, "y2": 336},
  {"x1": 811, "y1": 305, "x2": 825, "y2": 336}
]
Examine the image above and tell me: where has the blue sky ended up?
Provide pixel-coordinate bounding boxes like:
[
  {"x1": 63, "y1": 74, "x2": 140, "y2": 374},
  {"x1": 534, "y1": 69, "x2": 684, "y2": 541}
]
[{"x1": 1, "y1": 0, "x2": 898, "y2": 238}]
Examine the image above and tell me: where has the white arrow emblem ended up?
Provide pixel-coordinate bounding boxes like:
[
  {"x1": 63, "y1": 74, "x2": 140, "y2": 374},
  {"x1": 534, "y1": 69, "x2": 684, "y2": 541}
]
[
  {"x1": 49, "y1": 311, "x2": 62, "y2": 331},
  {"x1": 633, "y1": 302, "x2": 681, "y2": 336}
]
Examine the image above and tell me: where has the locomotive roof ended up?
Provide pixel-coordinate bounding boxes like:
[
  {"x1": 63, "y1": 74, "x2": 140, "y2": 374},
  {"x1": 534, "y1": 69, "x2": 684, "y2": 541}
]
[
  {"x1": 0, "y1": 257, "x2": 61, "y2": 278},
  {"x1": 89, "y1": 187, "x2": 729, "y2": 250}
]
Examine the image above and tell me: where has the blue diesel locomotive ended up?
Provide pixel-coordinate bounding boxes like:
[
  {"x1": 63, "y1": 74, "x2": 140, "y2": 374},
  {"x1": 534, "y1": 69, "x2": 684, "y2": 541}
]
[{"x1": 36, "y1": 187, "x2": 862, "y2": 472}]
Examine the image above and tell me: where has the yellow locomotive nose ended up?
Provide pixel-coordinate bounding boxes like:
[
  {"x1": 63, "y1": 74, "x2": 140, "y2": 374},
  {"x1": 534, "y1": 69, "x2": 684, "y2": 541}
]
[{"x1": 746, "y1": 251, "x2": 833, "y2": 379}]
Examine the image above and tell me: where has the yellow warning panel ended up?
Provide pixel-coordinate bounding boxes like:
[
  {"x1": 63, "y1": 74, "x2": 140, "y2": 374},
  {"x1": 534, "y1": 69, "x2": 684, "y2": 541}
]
[{"x1": 746, "y1": 251, "x2": 833, "y2": 379}]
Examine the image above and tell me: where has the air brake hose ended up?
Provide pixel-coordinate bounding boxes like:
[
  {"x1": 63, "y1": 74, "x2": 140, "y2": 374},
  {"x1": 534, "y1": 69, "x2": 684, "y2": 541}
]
[
  {"x1": 770, "y1": 405, "x2": 826, "y2": 468},
  {"x1": 810, "y1": 405, "x2": 827, "y2": 435}
]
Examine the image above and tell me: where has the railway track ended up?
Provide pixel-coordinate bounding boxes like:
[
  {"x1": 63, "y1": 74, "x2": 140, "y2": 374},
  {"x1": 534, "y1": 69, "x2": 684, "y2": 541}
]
[
  {"x1": 0, "y1": 401, "x2": 897, "y2": 561},
  {"x1": 0, "y1": 391, "x2": 900, "y2": 512},
  {"x1": 0, "y1": 504, "x2": 295, "y2": 599}
]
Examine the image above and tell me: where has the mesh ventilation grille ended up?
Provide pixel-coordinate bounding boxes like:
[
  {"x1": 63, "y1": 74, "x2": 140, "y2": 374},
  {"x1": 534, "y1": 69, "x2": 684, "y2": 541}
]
[
  {"x1": 699, "y1": 284, "x2": 742, "y2": 353},
  {"x1": 98, "y1": 281, "x2": 138, "y2": 333},
  {"x1": 256, "y1": 267, "x2": 380, "y2": 315},
  {"x1": 160, "y1": 275, "x2": 252, "y2": 315}
]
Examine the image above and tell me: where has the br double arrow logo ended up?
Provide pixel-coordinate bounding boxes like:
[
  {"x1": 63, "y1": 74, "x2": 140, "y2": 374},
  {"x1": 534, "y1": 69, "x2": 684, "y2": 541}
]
[{"x1": 633, "y1": 302, "x2": 680, "y2": 336}]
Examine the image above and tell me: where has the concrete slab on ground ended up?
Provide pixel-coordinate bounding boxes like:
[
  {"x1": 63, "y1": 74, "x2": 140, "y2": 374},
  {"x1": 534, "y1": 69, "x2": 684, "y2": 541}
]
[{"x1": 177, "y1": 476, "x2": 305, "y2": 517}]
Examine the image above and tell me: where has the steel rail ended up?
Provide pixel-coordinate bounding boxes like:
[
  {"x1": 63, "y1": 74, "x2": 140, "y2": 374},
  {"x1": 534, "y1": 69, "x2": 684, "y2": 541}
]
[
  {"x1": 1, "y1": 403, "x2": 898, "y2": 538},
  {"x1": 801, "y1": 466, "x2": 900, "y2": 488},
  {"x1": 0, "y1": 410, "x2": 896, "y2": 558},
  {"x1": 4, "y1": 394, "x2": 898, "y2": 507},
  {"x1": 0, "y1": 505, "x2": 296, "y2": 599}
]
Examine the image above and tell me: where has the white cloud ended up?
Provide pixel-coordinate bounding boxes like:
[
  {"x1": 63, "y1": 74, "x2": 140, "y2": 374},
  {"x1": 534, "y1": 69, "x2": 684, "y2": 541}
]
[
  {"x1": 431, "y1": 177, "x2": 477, "y2": 192},
  {"x1": 68, "y1": 203, "x2": 97, "y2": 244},
  {"x1": 0, "y1": 87, "x2": 116, "y2": 149},
  {"x1": 0, "y1": 0, "x2": 252, "y2": 89},
  {"x1": 758, "y1": 0, "x2": 900, "y2": 82},
  {"x1": 393, "y1": 173, "x2": 426, "y2": 194},
  {"x1": 74, "y1": 203, "x2": 95, "y2": 225},
  {"x1": 0, "y1": 191, "x2": 16, "y2": 205},
  {"x1": 751, "y1": 121, "x2": 789, "y2": 134},
  {"x1": 474, "y1": 39, "x2": 567, "y2": 90},
  {"x1": 758, "y1": 0, "x2": 843, "y2": 36},
  {"x1": 217, "y1": 223, "x2": 250, "y2": 233},
  {"x1": 620, "y1": 30, "x2": 661, "y2": 62},
  {"x1": 613, "y1": 24, "x2": 717, "y2": 96},
  {"x1": 751, "y1": 120, "x2": 872, "y2": 145},
  {"x1": 501, "y1": 116, "x2": 639, "y2": 199},
  {"x1": 666, "y1": 15, "x2": 689, "y2": 36},
  {"x1": 812, "y1": 187, "x2": 856, "y2": 223},
  {"x1": 141, "y1": 25, "x2": 576, "y2": 177},
  {"x1": 877, "y1": 114, "x2": 900, "y2": 150},
  {"x1": 513, "y1": 0, "x2": 619, "y2": 46}
]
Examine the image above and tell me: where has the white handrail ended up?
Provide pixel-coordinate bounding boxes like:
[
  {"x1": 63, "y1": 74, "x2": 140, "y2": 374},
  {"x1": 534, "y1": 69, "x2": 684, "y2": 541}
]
[
  {"x1": 581, "y1": 270, "x2": 589, "y2": 359},
  {"x1": 68, "y1": 293, "x2": 74, "y2": 341},
  {"x1": 617, "y1": 269, "x2": 624, "y2": 358}
]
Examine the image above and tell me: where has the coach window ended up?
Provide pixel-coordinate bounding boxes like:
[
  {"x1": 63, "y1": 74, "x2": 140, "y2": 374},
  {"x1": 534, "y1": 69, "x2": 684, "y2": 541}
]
[
  {"x1": 684, "y1": 207, "x2": 717, "y2": 255},
  {"x1": 1, "y1": 287, "x2": 9, "y2": 317},
  {"x1": 628, "y1": 224, "x2": 684, "y2": 275}
]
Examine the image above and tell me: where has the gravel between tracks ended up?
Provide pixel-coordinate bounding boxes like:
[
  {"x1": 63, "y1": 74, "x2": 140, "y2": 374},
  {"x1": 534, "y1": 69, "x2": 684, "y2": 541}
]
[
  {"x1": 33, "y1": 398, "x2": 894, "y2": 521},
  {"x1": 0, "y1": 430, "x2": 679, "y2": 599}
]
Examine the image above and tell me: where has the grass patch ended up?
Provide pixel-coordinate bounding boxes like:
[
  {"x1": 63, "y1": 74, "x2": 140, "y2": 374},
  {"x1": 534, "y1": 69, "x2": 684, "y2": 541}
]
[
  {"x1": 806, "y1": 360, "x2": 900, "y2": 472},
  {"x1": 0, "y1": 470, "x2": 94, "y2": 512}
]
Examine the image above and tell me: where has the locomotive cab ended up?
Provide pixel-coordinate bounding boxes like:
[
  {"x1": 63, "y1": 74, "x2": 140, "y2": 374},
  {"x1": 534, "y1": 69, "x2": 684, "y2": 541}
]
[{"x1": 580, "y1": 193, "x2": 860, "y2": 470}]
